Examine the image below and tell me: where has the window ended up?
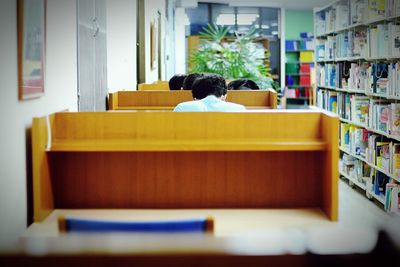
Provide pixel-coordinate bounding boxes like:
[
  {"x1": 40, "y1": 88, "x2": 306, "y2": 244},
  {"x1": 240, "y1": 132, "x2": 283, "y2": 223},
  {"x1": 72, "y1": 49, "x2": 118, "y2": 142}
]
[{"x1": 184, "y1": 3, "x2": 280, "y2": 81}]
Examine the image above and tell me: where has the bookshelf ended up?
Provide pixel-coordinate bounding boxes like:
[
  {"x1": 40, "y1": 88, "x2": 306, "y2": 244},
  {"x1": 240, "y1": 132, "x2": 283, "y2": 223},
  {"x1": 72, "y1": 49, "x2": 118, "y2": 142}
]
[
  {"x1": 314, "y1": 0, "x2": 400, "y2": 214},
  {"x1": 285, "y1": 39, "x2": 314, "y2": 108}
]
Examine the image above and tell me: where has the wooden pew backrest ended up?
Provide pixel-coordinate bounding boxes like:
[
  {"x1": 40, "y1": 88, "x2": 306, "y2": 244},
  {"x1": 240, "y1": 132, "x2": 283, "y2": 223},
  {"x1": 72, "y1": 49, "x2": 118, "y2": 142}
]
[
  {"x1": 108, "y1": 89, "x2": 277, "y2": 110},
  {"x1": 138, "y1": 82, "x2": 170, "y2": 91},
  {"x1": 32, "y1": 110, "x2": 338, "y2": 222}
]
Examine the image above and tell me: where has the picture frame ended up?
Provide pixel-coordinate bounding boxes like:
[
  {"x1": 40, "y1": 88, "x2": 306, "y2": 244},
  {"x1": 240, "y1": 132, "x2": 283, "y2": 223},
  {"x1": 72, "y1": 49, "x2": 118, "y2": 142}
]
[
  {"x1": 18, "y1": 0, "x2": 46, "y2": 100},
  {"x1": 150, "y1": 21, "x2": 157, "y2": 70}
]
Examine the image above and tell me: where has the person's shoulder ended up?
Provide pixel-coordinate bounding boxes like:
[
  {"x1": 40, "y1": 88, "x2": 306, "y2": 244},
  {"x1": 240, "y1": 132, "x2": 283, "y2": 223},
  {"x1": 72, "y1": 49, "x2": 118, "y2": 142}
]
[
  {"x1": 224, "y1": 101, "x2": 246, "y2": 111},
  {"x1": 173, "y1": 100, "x2": 203, "y2": 112}
]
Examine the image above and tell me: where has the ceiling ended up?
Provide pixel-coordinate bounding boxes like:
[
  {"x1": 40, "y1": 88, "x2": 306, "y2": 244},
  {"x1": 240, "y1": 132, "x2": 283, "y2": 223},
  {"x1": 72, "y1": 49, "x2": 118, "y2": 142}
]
[{"x1": 180, "y1": 0, "x2": 333, "y2": 10}]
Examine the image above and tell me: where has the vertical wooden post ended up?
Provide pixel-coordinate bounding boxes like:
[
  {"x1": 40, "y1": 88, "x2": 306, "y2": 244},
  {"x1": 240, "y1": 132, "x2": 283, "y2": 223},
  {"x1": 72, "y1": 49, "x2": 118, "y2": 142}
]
[{"x1": 320, "y1": 112, "x2": 339, "y2": 221}]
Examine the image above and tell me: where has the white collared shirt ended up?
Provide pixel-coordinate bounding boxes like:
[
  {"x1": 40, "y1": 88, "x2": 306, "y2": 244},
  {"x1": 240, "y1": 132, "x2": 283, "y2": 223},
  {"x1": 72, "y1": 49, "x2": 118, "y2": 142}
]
[{"x1": 173, "y1": 95, "x2": 246, "y2": 112}]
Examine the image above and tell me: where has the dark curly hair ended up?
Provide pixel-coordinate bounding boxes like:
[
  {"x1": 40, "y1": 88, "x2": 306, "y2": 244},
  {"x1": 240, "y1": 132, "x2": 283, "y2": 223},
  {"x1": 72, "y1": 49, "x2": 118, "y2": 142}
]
[
  {"x1": 182, "y1": 73, "x2": 205, "y2": 90},
  {"x1": 168, "y1": 74, "x2": 187, "y2": 90},
  {"x1": 227, "y1": 79, "x2": 260, "y2": 90},
  {"x1": 191, "y1": 74, "x2": 227, "y2": 99}
]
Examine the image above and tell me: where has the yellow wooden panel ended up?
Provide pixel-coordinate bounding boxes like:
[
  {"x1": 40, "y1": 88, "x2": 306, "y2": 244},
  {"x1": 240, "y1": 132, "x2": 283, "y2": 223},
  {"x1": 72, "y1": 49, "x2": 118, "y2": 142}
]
[
  {"x1": 110, "y1": 90, "x2": 277, "y2": 110},
  {"x1": 50, "y1": 112, "x2": 323, "y2": 150},
  {"x1": 50, "y1": 139, "x2": 326, "y2": 152},
  {"x1": 118, "y1": 90, "x2": 192, "y2": 107},
  {"x1": 107, "y1": 92, "x2": 118, "y2": 110},
  {"x1": 31, "y1": 110, "x2": 338, "y2": 221},
  {"x1": 32, "y1": 115, "x2": 55, "y2": 222},
  {"x1": 320, "y1": 111, "x2": 339, "y2": 221},
  {"x1": 138, "y1": 83, "x2": 170, "y2": 91},
  {"x1": 226, "y1": 90, "x2": 276, "y2": 107}
]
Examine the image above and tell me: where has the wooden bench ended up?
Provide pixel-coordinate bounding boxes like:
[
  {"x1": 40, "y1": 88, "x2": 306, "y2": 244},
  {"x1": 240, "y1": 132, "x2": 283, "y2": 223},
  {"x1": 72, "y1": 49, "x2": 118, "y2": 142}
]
[
  {"x1": 108, "y1": 89, "x2": 277, "y2": 110},
  {"x1": 31, "y1": 110, "x2": 338, "y2": 223},
  {"x1": 137, "y1": 81, "x2": 170, "y2": 91}
]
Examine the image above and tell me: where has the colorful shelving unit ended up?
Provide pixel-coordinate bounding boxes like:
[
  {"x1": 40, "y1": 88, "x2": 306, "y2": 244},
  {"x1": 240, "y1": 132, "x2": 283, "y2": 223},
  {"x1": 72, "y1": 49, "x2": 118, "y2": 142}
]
[{"x1": 285, "y1": 37, "x2": 314, "y2": 108}]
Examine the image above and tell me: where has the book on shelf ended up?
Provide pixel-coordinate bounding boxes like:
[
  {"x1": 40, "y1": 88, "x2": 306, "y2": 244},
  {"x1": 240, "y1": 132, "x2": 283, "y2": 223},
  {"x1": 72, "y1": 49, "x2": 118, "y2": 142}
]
[
  {"x1": 299, "y1": 38, "x2": 314, "y2": 50},
  {"x1": 388, "y1": 62, "x2": 400, "y2": 96},
  {"x1": 315, "y1": 10, "x2": 326, "y2": 36},
  {"x1": 385, "y1": 183, "x2": 400, "y2": 212},
  {"x1": 388, "y1": 23, "x2": 400, "y2": 57},
  {"x1": 368, "y1": 0, "x2": 386, "y2": 22},
  {"x1": 368, "y1": 24, "x2": 391, "y2": 58},
  {"x1": 367, "y1": 64, "x2": 389, "y2": 95},
  {"x1": 340, "y1": 122, "x2": 351, "y2": 149},
  {"x1": 391, "y1": 143, "x2": 400, "y2": 177},
  {"x1": 370, "y1": 169, "x2": 390, "y2": 197},
  {"x1": 299, "y1": 51, "x2": 313, "y2": 62},
  {"x1": 326, "y1": 36, "x2": 336, "y2": 60},
  {"x1": 335, "y1": 2, "x2": 349, "y2": 29},
  {"x1": 375, "y1": 141, "x2": 391, "y2": 171},
  {"x1": 351, "y1": 0, "x2": 368, "y2": 24},
  {"x1": 316, "y1": 39, "x2": 325, "y2": 61},
  {"x1": 336, "y1": 32, "x2": 350, "y2": 58},
  {"x1": 353, "y1": 157, "x2": 371, "y2": 185},
  {"x1": 285, "y1": 40, "x2": 297, "y2": 51},
  {"x1": 353, "y1": 30, "x2": 368, "y2": 58},
  {"x1": 388, "y1": 0, "x2": 400, "y2": 17},
  {"x1": 389, "y1": 103, "x2": 400, "y2": 136},
  {"x1": 329, "y1": 91, "x2": 338, "y2": 113},
  {"x1": 376, "y1": 171, "x2": 390, "y2": 196},
  {"x1": 366, "y1": 133, "x2": 379, "y2": 164},
  {"x1": 326, "y1": 7, "x2": 335, "y2": 33},
  {"x1": 369, "y1": 100, "x2": 390, "y2": 132},
  {"x1": 351, "y1": 126, "x2": 369, "y2": 156},
  {"x1": 348, "y1": 62, "x2": 369, "y2": 91},
  {"x1": 351, "y1": 95, "x2": 370, "y2": 125}
]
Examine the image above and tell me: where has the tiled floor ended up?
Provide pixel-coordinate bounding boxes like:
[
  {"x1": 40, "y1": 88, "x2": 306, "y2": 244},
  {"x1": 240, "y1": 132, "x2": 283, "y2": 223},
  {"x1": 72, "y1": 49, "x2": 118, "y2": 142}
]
[{"x1": 338, "y1": 178, "x2": 397, "y2": 230}]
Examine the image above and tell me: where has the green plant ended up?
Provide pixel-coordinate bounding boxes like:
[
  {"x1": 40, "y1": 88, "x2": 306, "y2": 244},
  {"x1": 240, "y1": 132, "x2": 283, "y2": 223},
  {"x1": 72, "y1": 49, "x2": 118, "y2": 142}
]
[{"x1": 189, "y1": 24, "x2": 277, "y2": 91}]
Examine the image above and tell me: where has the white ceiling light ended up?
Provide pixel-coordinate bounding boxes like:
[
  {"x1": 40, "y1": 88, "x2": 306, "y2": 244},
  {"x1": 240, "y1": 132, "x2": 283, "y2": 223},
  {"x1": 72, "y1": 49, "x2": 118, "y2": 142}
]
[
  {"x1": 272, "y1": 30, "x2": 278, "y2": 35},
  {"x1": 237, "y1": 13, "x2": 259, "y2": 25},
  {"x1": 216, "y1": 13, "x2": 259, "y2": 26},
  {"x1": 216, "y1": 14, "x2": 235, "y2": 25},
  {"x1": 261, "y1": 25, "x2": 270, "y2": 29}
]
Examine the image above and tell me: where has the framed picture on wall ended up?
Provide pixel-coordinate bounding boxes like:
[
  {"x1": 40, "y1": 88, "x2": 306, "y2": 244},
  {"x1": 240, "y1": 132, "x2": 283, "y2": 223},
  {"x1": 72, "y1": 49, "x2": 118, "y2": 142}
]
[
  {"x1": 150, "y1": 21, "x2": 157, "y2": 70},
  {"x1": 18, "y1": 0, "x2": 46, "y2": 100}
]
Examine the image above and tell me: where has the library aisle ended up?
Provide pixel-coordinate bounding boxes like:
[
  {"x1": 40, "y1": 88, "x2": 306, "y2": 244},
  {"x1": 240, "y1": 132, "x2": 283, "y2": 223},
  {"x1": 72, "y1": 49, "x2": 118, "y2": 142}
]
[{"x1": 338, "y1": 179, "x2": 391, "y2": 228}]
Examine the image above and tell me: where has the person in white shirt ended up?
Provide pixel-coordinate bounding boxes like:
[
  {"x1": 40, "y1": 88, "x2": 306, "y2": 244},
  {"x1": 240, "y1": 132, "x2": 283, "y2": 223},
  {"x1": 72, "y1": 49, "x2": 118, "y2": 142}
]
[{"x1": 173, "y1": 74, "x2": 246, "y2": 112}]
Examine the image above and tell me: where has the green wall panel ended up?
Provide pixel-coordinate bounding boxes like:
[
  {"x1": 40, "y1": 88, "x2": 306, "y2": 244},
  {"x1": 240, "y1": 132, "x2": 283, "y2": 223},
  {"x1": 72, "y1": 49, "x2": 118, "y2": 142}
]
[{"x1": 285, "y1": 9, "x2": 313, "y2": 40}]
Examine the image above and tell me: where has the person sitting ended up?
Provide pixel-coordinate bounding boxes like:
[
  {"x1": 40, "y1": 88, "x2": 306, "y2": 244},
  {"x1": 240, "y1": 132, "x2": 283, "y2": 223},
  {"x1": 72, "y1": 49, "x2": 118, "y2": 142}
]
[
  {"x1": 227, "y1": 79, "x2": 260, "y2": 90},
  {"x1": 173, "y1": 74, "x2": 246, "y2": 112},
  {"x1": 182, "y1": 73, "x2": 204, "y2": 90},
  {"x1": 168, "y1": 74, "x2": 187, "y2": 90}
]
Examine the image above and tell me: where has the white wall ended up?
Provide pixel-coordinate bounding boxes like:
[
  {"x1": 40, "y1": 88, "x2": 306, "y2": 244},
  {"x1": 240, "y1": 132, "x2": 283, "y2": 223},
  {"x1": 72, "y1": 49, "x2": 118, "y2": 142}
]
[
  {"x1": 144, "y1": 0, "x2": 166, "y2": 83},
  {"x1": 106, "y1": 0, "x2": 137, "y2": 92},
  {"x1": 0, "y1": 0, "x2": 78, "y2": 251},
  {"x1": 164, "y1": 0, "x2": 177, "y2": 80},
  {"x1": 174, "y1": 7, "x2": 186, "y2": 74}
]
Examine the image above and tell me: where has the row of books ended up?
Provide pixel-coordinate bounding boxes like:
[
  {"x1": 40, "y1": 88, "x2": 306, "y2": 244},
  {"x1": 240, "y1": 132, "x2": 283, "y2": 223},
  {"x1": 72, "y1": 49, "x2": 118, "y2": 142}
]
[
  {"x1": 315, "y1": 22, "x2": 400, "y2": 60},
  {"x1": 285, "y1": 39, "x2": 314, "y2": 51},
  {"x1": 385, "y1": 183, "x2": 400, "y2": 212},
  {"x1": 340, "y1": 122, "x2": 400, "y2": 177},
  {"x1": 340, "y1": 154, "x2": 369, "y2": 186},
  {"x1": 340, "y1": 152, "x2": 400, "y2": 213},
  {"x1": 285, "y1": 88, "x2": 311, "y2": 98},
  {"x1": 315, "y1": 0, "x2": 400, "y2": 36},
  {"x1": 317, "y1": 90, "x2": 400, "y2": 136},
  {"x1": 316, "y1": 62, "x2": 400, "y2": 97}
]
